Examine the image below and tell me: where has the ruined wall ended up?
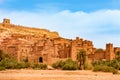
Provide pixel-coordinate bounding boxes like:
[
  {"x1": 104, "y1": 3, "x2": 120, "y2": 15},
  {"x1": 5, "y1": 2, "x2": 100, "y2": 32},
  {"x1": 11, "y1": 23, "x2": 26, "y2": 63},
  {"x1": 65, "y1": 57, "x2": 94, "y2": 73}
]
[
  {"x1": 89, "y1": 43, "x2": 116, "y2": 61},
  {"x1": 2, "y1": 18, "x2": 11, "y2": 27},
  {"x1": 94, "y1": 51, "x2": 105, "y2": 60},
  {"x1": 88, "y1": 48, "x2": 105, "y2": 61},
  {"x1": 105, "y1": 43, "x2": 115, "y2": 60},
  {"x1": 0, "y1": 42, "x2": 19, "y2": 61},
  {"x1": 7, "y1": 45, "x2": 18, "y2": 59},
  {"x1": 71, "y1": 37, "x2": 94, "y2": 61},
  {"x1": 19, "y1": 45, "x2": 31, "y2": 61},
  {"x1": 113, "y1": 47, "x2": 120, "y2": 58},
  {"x1": 114, "y1": 47, "x2": 120, "y2": 53}
]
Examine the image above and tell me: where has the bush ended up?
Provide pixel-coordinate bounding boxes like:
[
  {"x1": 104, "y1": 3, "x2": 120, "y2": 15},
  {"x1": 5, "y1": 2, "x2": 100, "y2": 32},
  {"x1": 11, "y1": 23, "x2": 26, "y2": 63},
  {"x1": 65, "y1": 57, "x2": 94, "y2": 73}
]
[
  {"x1": 112, "y1": 69, "x2": 119, "y2": 74},
  {"x1": 16, "y1": 62, "x2": 47, "y2": 70},
  {"x1": 92, "y1": 59, "x2": 120, "y2": 70},
  {"x1": 92, "y1": 60, "x2": 119, "y2": 74},
  {"x1": 39, "y1": 63, "x2": 47, "y2": 70},
  {"x1": 32, "y1": 63, "x2": 47, "y2": 70},
  {"x1": 62, "y1": 63, "x2": 78, "y2": 70},
  {"x1": 84, "y1": 63, "x2": 93, "y2": 70},
  {"x1": 62, "y1": 59, "x2": 78, "y2": 70},
  {"x1": 93, "y1": 65, "x2": 118, "y2": 73},
  {"x1": 0, "y1": 58, "x2": 18, "y2": 69},
  {"x1": 15, "y1": 62, "x2": 30, "y2": 69},
  {"x1": 0, "y1": 66, "x2": 5, "y2": 71},
  {"x1": 102, "y1": 66, "x2": 114, "y2": 72},
  {"x1": 52, "y1": 60, "x2": 65, "y2": 69},
  {"x1": 111, "y1": 59, "x2": 120, "y2": 70},
  {"x1": 93, "y1": 65, "x2": 102, "y2": 72},
  {"x1": 52, "y1": 59, "x2": 78, "y2": 70}
]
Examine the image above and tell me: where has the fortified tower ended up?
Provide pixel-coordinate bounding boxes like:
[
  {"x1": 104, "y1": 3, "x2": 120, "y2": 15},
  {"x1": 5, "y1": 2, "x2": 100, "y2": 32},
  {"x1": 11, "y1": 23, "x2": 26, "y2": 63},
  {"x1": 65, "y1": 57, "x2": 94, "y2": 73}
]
[
  {"x1": 2, "y1": 18, "x2": 11, "y2": 27},
  {"x1": 105, "y1": 43, "x2": 115, "y2": 60}
]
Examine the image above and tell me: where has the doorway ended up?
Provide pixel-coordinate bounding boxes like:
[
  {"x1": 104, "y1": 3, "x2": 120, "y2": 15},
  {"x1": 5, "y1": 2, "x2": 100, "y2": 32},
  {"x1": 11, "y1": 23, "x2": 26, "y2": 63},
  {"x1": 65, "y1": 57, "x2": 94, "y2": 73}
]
[{"x1": 39, "y1": 57, "x2": 43, "y2": 63}]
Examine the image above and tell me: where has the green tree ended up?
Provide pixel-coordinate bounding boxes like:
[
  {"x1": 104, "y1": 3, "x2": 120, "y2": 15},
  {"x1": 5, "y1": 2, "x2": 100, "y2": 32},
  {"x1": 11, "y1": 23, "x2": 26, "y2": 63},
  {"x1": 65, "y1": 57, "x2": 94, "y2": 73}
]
[{"x1": 77, "y1": 49, "x2": 87, "y2": 69}]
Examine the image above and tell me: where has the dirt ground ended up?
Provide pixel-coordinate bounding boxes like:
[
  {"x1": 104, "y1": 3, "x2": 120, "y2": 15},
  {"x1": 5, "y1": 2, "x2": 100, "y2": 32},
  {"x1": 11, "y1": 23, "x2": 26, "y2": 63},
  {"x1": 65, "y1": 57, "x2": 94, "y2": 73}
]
[{"x1": 0, "y1": 70, "x2": 120, "y2": 80}]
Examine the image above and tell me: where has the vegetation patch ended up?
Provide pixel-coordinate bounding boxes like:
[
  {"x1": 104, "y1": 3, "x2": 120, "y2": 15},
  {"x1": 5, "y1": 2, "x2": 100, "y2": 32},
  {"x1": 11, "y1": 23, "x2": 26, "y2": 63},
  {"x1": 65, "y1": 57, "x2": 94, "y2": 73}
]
[
  {"x1": 32, "y1": 63, "x2": 47, "y2": 70},
  {"x1": 52, "y1": 59, "x2": 78, "y2": 70},
  {"x1": 92, "y1": 60, "x2": 119, "y2": 74},
  {"x1": 0, "y1": 66, "x2": 5, "y2": 71},
  {"x1": 0, "y1": 49, "x2": 47, "y2": 70}
]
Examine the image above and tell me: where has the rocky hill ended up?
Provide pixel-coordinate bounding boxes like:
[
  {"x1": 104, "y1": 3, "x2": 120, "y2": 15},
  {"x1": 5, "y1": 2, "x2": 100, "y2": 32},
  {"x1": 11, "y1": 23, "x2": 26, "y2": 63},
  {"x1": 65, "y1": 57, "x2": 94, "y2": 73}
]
[{"x1": 0, "y1": 18, "x2": 59, "y2": 43}]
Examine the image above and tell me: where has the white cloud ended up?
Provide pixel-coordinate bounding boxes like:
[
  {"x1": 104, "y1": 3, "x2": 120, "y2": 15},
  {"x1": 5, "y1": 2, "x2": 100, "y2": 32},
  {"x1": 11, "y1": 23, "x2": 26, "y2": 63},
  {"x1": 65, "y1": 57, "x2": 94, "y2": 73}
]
[{"x1": 0, "y1": 9, "x2": 120, "y2": 48}]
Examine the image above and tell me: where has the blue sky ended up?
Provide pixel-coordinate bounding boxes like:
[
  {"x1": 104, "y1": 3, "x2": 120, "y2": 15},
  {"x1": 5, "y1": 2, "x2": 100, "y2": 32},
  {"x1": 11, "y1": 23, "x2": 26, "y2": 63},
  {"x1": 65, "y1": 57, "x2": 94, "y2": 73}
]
[
  {"x1": 0, "y1": 0, "x2": 120, "y2": 12},
  {"x1": 0, "y1": 0, "x2": 120, "y2": 48}
]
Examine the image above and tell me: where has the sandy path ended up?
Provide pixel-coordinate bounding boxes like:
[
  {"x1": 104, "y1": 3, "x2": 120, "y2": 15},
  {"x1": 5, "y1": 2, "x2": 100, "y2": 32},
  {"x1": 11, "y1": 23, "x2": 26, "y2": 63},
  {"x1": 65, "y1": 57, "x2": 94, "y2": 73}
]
[{"x1": 0, "y1": 70, "x2": 120, "y2": 80}]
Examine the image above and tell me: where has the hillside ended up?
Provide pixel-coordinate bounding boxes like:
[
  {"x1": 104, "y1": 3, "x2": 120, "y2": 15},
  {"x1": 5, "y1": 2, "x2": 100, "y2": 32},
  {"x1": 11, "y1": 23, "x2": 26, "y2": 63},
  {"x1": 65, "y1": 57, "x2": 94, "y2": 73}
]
[{"x1": 0, "y1": 18, "x2": 59, "y2": 43}]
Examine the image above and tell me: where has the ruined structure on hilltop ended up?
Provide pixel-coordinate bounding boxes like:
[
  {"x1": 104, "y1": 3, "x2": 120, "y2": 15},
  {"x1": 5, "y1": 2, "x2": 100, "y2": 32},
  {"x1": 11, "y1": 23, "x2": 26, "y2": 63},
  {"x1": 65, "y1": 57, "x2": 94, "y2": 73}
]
[{"x1": 0, "y1": 18, "x2": 119, "y2": 64}]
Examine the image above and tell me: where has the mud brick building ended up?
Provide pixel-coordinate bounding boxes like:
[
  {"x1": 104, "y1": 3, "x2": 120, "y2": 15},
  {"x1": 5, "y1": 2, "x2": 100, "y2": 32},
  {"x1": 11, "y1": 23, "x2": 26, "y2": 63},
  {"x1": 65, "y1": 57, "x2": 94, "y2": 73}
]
[{"x1": 0, "y1": 19, "x2": 119, "y2": 64}]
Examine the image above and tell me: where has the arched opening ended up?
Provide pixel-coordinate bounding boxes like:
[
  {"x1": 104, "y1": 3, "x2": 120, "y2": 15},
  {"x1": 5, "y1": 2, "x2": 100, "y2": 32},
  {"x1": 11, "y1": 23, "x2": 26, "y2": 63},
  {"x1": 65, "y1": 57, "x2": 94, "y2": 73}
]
[{"x1": 39, "y1": 57, "x2": 43, "y2": 63}]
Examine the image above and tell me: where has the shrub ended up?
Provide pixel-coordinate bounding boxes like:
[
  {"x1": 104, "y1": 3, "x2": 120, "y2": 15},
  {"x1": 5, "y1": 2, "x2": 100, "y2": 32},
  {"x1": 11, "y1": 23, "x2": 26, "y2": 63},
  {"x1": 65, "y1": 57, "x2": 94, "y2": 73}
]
[
  {"x1": 15, "y1": 63, "x2": 24, "y2": 69},
  {"x1": 52, "y1": 59, "x2": 78, "y2": 70},
  {"x1": 62, "y1": 63, "x2": 78, "y2": 70},
  {"x1": 111, "y1": 59, "x2": 120, "y2": 70},
  {"x1": 32, "y1": 63, "x2": 47, "y2": 70},
  {"x1": 93, "y1": 65, "x2": 102, "y2": 72},
  {"x1": 0, "y1": 58, "x2": 18, "y2": 69},
  {"x1": 52, "y1": 60, "x2": 65, "y2": 69},
  {"x1": 62, "y1": 59, "x2": 78, "y2": 70},
  {"x1": 15, "y1": 62, "x2": 29, "y2": 69},
  {"x1": 39, "y1": 63, "x2": 47, "y2": 70},
  {"x1": 112, "y1": 69, "x2": 119, "y2": 74},
  {"x1": 102, "y1": 66, "x2": 114, "y2": 72},
  {"x1": 93, "y1": 65, "x2": 118, "y2": 73},
  {"x1": 84, "y1": 63, "x2": 93, "y2": 70},
  {"x1": 0, "y1": 66, "x2": 5, "y2": 71},
  {"x1": 92, "y1": 59, "x2": 120, "y2": 70}
]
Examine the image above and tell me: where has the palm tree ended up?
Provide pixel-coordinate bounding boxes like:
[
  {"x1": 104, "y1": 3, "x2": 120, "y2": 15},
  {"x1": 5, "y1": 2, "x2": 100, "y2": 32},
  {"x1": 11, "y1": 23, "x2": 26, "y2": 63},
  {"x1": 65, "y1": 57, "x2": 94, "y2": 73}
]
[{"x1": 76, "y1": 49, "x2": 86, "y2": 69}]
